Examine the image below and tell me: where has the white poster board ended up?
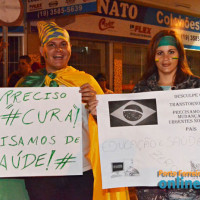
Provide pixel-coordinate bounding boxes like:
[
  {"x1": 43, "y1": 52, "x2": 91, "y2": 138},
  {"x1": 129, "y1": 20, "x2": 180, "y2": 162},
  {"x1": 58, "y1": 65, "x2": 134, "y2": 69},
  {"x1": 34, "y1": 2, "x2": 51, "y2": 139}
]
[
  {"x1": 97, "y1": 88, "x2": 200, "y2": 189},
  {"x1": 0, "y1": 87, "x2": 82, "y2": 177}
]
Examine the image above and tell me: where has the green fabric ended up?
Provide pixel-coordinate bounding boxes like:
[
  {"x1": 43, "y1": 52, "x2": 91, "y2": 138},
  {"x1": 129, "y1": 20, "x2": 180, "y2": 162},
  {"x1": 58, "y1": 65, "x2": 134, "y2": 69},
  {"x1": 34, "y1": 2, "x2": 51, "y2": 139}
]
[
  {"x1": 16, "y1": 68, "x2": 47, "y2": 87},
  {"x1": 157, "y1": 36, "x2": 177, "y2": 48},
  {"x1": 0, "y1": 179, "x2": 29, "y2": 200},
  {"x1": 160, "y1": 85, "x2": 171, "y2": 90},
  {"x1": 48, "y1": 73, "x2": 56, "y2": 79},
  {"x1": 49, "y1": 80, "x2": 59, "y2": 87},
  {"x1": 48, "y1": 73, "x2": 59, "y2": 87},
  {"x1": 17, "y1": 69, "x2": 61, "y2": 87}
]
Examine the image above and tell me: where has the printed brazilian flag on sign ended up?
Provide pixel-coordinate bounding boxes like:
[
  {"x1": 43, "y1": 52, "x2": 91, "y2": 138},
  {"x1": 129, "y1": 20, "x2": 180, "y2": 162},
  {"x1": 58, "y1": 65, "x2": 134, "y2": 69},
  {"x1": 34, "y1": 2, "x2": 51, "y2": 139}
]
[{"x1": 109, "y1": 99, "x2": 158, "y2": 127}]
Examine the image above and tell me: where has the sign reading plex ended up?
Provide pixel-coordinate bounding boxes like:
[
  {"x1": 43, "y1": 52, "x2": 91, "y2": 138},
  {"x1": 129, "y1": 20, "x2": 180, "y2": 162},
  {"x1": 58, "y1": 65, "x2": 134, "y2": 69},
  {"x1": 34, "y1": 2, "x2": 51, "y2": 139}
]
[{"x1": 98, "y1": 0, "x2": 138, "y2": 20}]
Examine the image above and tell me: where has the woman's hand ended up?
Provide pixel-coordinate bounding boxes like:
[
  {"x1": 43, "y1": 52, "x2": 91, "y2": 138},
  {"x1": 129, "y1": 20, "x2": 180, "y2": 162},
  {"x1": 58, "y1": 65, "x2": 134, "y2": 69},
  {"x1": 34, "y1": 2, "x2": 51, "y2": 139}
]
[{"x1": 80, "y1": 83, "x2": 98, "y2": 116}]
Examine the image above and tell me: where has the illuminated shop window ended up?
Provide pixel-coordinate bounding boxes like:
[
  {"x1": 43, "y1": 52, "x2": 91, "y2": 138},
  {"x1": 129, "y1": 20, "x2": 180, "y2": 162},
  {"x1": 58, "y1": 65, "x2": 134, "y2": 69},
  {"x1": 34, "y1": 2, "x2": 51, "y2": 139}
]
[
  {"x1": 186, "y1": 49, "x2": 200, "y2": 76},
  {"x1": 69, "y1": 39, "x2": 109, "y2": 78},
  {"x1": 122, "y1": 44, "x2": 147, "y2": 93}
]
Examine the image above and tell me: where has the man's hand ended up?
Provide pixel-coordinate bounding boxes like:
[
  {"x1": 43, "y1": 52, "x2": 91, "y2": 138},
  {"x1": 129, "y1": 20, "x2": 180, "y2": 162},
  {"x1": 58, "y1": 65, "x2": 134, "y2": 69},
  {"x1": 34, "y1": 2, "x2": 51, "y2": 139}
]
[{"x1": 80, "y1": 83, "x2": 98, "y2": 116}]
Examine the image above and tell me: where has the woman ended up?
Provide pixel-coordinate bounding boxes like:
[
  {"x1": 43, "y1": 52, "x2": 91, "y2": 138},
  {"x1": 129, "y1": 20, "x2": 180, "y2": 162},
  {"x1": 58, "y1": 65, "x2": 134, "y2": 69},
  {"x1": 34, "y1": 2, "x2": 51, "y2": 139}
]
[
  {"x1": 133, "y1": 30, "x2": 200, "y2": 199},
  {"x1": 88, "y1": 29, "x2": 200, "y2": 199},
  {"x1": 133, "y1": 30, "x2": 200, "y2": 93}
]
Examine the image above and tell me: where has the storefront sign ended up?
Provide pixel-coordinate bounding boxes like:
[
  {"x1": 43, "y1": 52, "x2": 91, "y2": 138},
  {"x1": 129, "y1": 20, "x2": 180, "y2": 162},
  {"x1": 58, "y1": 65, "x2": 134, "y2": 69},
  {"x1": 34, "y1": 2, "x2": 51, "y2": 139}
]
[
  {"x1": 0, "y1": 26, "x2": 24, "y2": 33},
  {"x1": 0, "y1": 87, "x2": 82, "y2": 177},
  {"x1": 66, "y1": 0, "x2": 200, "y2": 50},
  {"x1": 97, "y1": 88, "x2": 200, "y2": 188},
  {"x1": 30, "y1": 0, "x2": 200, "y2": 50},
  {"x1": 27, "y1": 0, "x2": 97, "y2": 20},
  {"x1": 97, "y1": 0, "x2": 200, "y2": 33}
]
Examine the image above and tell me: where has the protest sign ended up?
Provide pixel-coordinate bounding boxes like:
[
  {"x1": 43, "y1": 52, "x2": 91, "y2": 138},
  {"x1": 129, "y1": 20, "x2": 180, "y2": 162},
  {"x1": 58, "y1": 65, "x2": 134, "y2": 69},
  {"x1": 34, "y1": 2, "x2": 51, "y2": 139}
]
[
  {"x1": 97, "y1": 88, "x2": 200, "y2": 189},
  {"x1": 0, "y1": 87, "x2": 82, "y2": 177}
]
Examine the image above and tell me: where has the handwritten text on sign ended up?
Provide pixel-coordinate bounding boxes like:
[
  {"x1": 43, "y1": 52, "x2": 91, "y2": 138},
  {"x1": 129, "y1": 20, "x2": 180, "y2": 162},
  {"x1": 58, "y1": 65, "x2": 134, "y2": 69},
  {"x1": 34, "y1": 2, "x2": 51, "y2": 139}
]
[
  {"x1": 97, "y1": 89, "x2": 200, "y2": 189},
  {"x1": 0, "y1": 87, "x2": 82, "y2": 177}
]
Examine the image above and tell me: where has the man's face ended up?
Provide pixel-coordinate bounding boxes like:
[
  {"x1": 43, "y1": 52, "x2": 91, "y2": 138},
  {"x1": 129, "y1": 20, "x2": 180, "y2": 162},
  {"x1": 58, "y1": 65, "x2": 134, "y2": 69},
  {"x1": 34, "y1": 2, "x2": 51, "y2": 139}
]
[
  {"x1": 40, "y1": 38, "x2": 71, "y2": 73},
  {"x1": 18, "y1": 59, "x2": 30, "y2": 74}
]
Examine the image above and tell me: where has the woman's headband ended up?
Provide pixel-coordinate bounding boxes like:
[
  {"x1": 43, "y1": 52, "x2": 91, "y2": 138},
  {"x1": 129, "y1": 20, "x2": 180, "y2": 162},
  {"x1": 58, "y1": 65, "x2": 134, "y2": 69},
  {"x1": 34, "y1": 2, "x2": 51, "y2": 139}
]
[{"x1": 157, "y1": 36, "x2": 177, "y2": 48}]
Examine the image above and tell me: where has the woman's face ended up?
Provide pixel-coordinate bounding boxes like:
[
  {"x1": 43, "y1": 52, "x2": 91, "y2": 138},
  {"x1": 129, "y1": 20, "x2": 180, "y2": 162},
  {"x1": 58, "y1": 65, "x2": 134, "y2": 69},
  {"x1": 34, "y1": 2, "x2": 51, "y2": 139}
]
[{"x1": 155, "y1": 45, "x2": 179, "y2": 76}]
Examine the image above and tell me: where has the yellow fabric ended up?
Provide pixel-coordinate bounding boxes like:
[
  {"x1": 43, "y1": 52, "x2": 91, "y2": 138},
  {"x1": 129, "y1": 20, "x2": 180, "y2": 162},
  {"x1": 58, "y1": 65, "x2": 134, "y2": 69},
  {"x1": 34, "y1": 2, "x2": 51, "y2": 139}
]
[
  {"x1": 37, "y1": 21, "x2": 70, "y2": 46},
  {"x1": 88, "y1": 115, "x2": 130, "y2": 200},
  {"x1": 44, "y1": 66, "x2": 102, "y2": 91},
  {"x1": 45, "y1": 66, "x2": 131, "y2": 200}
]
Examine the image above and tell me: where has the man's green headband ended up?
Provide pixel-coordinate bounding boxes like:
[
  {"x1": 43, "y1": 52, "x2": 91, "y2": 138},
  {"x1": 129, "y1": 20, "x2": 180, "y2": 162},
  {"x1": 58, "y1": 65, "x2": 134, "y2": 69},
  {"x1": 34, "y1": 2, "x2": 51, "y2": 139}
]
[{"x1": 157, "y1": 36, "x2": 177, "y2": 48}]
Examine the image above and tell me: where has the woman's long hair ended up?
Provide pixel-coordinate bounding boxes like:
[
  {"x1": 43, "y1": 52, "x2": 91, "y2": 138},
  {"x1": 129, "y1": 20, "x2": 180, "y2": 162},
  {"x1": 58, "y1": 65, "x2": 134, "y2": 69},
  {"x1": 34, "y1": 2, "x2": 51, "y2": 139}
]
[{"x1": 141, "y1": 30, "x2": 192, "y2": 85}]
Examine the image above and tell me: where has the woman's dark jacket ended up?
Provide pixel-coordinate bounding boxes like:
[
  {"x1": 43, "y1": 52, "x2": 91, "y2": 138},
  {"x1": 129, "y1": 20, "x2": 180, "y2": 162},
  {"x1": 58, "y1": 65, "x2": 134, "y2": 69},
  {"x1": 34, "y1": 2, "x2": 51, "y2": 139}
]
[{"x1": 133, "y1": 73, "x2": 200, "y2": 93}]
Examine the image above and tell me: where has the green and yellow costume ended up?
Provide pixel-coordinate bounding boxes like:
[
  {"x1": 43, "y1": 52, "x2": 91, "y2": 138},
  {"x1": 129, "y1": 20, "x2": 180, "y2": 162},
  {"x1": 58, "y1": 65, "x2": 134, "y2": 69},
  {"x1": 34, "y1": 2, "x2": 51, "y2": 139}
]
[
  {"x1": 16, "y1": 65, "x2": 131, "y2": 200},
  {"x1": 6, "y1": 20, "x2": 132, "y2": 200}
]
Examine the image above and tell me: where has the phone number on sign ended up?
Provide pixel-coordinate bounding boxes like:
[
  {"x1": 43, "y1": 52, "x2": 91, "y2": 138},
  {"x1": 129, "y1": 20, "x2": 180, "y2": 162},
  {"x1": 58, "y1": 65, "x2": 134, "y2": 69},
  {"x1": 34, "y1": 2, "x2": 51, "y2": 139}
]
[
  {"x1": 190, "y1": 35, "x2": 200, "y2": 41},
  {"x1": 37, "y1": 5, "x2": 83, "y2": 18}
]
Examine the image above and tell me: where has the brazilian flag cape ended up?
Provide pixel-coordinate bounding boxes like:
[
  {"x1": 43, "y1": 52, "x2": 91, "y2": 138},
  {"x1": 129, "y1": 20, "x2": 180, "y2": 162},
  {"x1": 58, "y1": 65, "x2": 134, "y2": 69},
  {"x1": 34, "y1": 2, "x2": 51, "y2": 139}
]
[
  {"x1": 16, "y1": 66, "x2": 132, "y2": 200},
  {"x1": 0, "y1": 179, "x2": 29, "y2": 200}
]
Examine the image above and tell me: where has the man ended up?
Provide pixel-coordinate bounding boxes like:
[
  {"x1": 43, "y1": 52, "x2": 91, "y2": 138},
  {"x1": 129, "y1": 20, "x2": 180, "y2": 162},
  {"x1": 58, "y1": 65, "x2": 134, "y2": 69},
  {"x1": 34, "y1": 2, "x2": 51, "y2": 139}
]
[
  {"x1": 17, "y1": 21, "x2": 130, "y2": 200},
  {"x1": 95, "y1": 73, "x2": 114, "y2": 94},
  {"x1": 7, "y1": 55, "x2": 32, "y2": 87}
]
